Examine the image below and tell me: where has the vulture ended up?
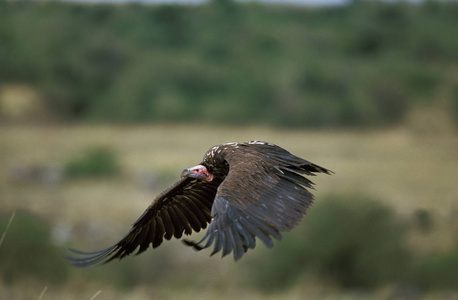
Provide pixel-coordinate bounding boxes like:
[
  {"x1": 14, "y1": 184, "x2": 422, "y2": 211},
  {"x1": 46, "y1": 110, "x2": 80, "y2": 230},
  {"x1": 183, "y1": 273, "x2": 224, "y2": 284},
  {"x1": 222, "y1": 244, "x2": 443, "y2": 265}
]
[{"x1": 67, "y1": 141, "x2": 331, "y2": 267}]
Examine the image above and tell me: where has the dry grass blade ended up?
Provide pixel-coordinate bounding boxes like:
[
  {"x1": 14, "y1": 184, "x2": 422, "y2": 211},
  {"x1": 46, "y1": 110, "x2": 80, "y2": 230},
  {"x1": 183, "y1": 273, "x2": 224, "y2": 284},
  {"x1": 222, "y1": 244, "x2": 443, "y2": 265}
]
[
  {"x1": 89, "y1": 290, "x2": 102, "y2": 300},
  {"x1": 38, "y1": 286, "x2": 48, "y2": 300},
  {"x1": 0, "y1": 210, "x2": 16, "y2": 249}
]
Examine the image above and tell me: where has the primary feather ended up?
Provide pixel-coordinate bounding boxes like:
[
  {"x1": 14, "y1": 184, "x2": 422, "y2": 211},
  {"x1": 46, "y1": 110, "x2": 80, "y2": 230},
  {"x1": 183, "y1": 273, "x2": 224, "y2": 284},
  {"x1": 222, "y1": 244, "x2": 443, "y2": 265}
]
[{"x1": 66, "y1": 141, "x2": 332, "y2": 267}]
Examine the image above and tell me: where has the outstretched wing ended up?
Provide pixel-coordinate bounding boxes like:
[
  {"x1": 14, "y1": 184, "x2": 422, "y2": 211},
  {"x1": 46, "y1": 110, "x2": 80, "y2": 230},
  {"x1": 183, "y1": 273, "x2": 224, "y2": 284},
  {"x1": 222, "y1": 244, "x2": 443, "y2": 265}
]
[
  {"x1": 67, "y1": 176, "x2": 223, "y2": 267},
  {"x1": 186, "y1": 142, "x2": 332, "y2": 260}
]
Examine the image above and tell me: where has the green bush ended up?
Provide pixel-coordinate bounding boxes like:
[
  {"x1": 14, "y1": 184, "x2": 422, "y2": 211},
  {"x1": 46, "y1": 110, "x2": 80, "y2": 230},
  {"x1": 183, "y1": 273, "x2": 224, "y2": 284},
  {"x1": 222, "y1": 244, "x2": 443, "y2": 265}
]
[
  {"x1": 413, "y1": 246, "x2": 458, "y2": 290},
  {"x1": 65, "y1": 147, "x2": 120, "y2": 178},
  {"x1": 0, "y1": 211, "x2": 69, "y2": 284},
  {"x1": 243, "y1": 195, "x2": 412, "y2": 290}
]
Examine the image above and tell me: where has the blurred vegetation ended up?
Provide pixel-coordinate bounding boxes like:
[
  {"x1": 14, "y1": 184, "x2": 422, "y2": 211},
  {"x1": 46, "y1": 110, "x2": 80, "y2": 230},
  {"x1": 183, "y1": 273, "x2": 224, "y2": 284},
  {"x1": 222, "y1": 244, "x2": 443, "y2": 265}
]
[
  {"x1": 243, "y1": 195, "x2": 412, "y2": 290},
  {"x1": 413, "y1": 245, "x2": 458, "y2": 290},
  {"x1": 453, "y1": 84, "x2": 458, "y2": 122},
  {"x1": 1, "y1": 0, "x2": 458, "y2": 297},
  {"x1": 243, "y1": 195, "x2": 458, "y2": 292},
  {"x1": 2, "y1": 196, "x2": 457, "y2": 294},
  {"x1": 0, "y1": 211, "x2": 69, "y2": 284},
  {"x1": 1, "y1": 0, "x2": 458, "y2": 128},
  {"x1": 64, "y1": 146, "x2": 121, "y2": 178}
]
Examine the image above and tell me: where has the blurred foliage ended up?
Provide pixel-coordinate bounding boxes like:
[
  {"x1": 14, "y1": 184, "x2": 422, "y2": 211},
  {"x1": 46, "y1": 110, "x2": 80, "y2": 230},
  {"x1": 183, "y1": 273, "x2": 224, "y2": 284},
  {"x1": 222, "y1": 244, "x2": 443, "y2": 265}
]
[
  {"x1": 242, "y1": 194, "x2": 458, "y2": 292},
  {"x1": 77, "y1": 246, "x2": 178, "y2": 290},
  {"x1": 413, "y1": 246, "x2": 458, "y2": 290},
  {"x1": 243, "y1": 195, "x2": 412, "y2": 290},
  {"x1": 0, "y1": 211, "x2": 69, "y2": 284},
  {"x1": 1, "y1": 196, "x2": 458, "y2": 293},
  {"x1": 1, "y1": 1, "x2": 458, "y2": 127},
  {"x1": 64, "y1": 146, "x2": 120, "y2": 178},
  {"x1": 453, "y1": 84, "x2": 458, "y2": 123},
  {"x1": 413, "y1": 209, "x2": 434, "y2": 233}
]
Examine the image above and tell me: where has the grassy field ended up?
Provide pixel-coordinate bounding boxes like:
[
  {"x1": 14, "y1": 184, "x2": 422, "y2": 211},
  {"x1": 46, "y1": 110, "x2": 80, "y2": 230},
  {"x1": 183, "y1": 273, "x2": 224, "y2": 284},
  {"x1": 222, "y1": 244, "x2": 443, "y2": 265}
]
[{"x1": 1, "y1": 124, "x2": 457, "y2": 299}]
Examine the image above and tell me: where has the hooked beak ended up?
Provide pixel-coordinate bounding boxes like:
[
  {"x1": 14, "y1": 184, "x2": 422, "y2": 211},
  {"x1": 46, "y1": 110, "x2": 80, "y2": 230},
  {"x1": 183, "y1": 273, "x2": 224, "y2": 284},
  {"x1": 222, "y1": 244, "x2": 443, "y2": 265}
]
[{"x1": 180, "y1": 168, "x2": 190, "y2": 178}]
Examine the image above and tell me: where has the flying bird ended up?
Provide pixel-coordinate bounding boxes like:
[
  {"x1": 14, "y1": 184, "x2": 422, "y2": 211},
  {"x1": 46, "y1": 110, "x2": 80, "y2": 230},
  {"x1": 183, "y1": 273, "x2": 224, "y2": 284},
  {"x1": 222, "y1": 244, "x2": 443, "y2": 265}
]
[{"x1": 67, "y1": 141, "x2": 331, "y2": 267}]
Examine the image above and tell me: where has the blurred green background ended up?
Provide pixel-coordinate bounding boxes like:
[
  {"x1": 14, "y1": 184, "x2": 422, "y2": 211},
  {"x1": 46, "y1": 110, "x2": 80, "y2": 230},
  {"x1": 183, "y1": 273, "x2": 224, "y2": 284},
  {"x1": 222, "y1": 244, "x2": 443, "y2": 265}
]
[{"x1": 1, "y1": 0, "x2": 458, "y2": 299}]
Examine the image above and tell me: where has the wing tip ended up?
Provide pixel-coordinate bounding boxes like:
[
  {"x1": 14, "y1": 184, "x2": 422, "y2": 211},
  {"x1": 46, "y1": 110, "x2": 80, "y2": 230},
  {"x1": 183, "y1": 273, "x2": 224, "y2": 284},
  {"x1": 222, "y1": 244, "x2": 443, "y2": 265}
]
[
  {"x1": 182, "y1": 239, "x2": 205, "y2": 251},
  {"x1": 65, "y1": 245, "x2": 120, "y2": 268}
]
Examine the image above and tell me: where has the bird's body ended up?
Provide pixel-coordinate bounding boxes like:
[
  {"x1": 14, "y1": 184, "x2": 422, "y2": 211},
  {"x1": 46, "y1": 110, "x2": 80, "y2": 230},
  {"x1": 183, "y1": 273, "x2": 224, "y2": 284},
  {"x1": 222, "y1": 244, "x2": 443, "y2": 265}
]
[{"x1": 67, "y1": 141, "x2": 331, "y2": 267}]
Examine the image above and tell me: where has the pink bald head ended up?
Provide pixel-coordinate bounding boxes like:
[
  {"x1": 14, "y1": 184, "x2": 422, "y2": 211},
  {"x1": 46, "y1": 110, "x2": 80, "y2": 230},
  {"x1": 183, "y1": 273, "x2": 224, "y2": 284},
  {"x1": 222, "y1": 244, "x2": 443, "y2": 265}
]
[{"x1": 180, "y1": 165, "x2": 214, "y2": 183}]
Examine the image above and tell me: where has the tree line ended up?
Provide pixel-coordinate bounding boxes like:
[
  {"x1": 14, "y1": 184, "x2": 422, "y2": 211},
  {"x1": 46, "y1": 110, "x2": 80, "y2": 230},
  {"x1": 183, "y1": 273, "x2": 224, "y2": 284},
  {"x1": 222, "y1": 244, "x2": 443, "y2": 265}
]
[{"x1": 1, "y1": 0, "x2": 457, "y2": 128}]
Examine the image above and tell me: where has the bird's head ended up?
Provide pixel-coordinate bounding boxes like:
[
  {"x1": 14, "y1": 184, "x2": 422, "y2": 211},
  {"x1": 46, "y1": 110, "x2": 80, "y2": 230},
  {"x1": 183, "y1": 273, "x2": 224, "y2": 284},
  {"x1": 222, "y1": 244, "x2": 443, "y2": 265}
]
[{"x1": 180, "y1": 165, "x2": 214, "y2": 183}]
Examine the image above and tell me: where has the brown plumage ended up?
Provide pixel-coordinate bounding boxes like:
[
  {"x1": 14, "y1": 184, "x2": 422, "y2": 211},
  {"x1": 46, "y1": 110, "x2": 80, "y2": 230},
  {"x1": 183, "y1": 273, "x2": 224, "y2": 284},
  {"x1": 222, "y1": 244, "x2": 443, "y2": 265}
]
[{"x1": 66, "y1": 141, "x2": 332, "y2": 266}]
